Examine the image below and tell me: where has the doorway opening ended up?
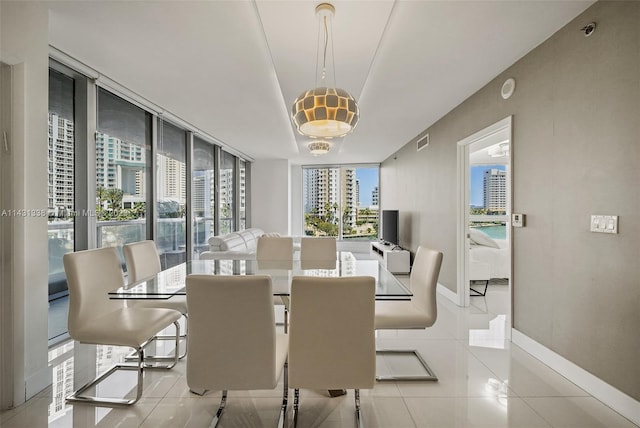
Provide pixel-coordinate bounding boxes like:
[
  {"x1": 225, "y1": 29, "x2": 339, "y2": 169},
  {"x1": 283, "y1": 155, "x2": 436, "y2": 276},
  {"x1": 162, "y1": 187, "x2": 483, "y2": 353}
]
[{"x1": 457, "y1": 117, "x2": 512, "y2": 335}]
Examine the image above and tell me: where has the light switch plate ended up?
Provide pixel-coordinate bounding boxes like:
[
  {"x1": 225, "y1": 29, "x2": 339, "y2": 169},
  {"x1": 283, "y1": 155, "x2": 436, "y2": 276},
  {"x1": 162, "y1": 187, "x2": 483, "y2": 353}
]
[
  {"x1": 590, "y1": 215, "x2": 618, "y2": 234},
  {"x1": 512, "y1": 213, "x2": 525, "y2": 227}
]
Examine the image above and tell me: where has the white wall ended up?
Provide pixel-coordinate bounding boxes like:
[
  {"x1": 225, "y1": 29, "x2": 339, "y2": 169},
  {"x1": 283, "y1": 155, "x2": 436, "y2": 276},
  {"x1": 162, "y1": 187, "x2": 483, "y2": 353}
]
[
  {"x1": 250, "y1": 159, "x2": 291, "y2": 235},
  {"x1": 290, "y1": 164, "x2": 303, "y2": 236},
  {"x1": 0, "y1": 1, "x2": 51, "y2": 406}
]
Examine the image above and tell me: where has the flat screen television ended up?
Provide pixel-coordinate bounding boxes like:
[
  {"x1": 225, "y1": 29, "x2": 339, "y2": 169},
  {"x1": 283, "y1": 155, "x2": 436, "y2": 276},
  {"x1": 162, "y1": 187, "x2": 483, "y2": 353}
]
[{"x1": 382, "y1": 210, "x2": 399, "y2": 246}]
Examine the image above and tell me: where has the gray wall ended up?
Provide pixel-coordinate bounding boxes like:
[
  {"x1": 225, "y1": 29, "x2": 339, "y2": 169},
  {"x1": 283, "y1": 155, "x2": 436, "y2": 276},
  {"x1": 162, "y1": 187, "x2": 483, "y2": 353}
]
[{"x1": 381, "y1": 1, "x2": 639, "y2": 400}]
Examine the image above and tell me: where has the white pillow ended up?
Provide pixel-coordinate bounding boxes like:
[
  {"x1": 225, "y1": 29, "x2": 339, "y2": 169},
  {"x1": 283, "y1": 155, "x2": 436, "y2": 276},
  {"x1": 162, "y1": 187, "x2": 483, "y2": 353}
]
[{"x1": 469, "y1": 228, "x2": 500, "y2": 249}]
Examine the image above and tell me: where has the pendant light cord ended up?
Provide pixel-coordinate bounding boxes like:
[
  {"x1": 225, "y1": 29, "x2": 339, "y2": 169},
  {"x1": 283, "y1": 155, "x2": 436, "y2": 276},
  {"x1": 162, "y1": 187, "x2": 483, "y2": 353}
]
[{"x1": 322, "y1": 16, "x2": 328, "y2": 81}]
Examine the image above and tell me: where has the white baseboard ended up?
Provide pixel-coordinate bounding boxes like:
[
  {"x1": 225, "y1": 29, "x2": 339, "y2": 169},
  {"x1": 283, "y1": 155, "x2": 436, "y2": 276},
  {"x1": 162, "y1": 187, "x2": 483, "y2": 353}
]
[
  {"x1": 512, "y1": 329, "x2": 640, "y2": 426},
  {"x1": 437, "y1": 283, "x2": 459, "y2": 305}
]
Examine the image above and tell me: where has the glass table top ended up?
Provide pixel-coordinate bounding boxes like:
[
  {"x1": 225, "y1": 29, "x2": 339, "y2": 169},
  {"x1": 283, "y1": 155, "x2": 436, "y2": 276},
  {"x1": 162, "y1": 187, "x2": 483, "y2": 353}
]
[{"x1": 109, "y1": 252, "x2": 411, "y2": 301}]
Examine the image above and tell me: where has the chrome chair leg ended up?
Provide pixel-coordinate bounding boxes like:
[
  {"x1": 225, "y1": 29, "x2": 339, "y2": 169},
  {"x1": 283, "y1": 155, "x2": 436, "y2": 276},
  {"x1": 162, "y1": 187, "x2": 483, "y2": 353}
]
[
  {"x1": 355, "y1": 389, "x2": 364, "y2": 428},
  {"x1": 293, "y1": 388, "x2": 300, "y2": 428},
  {"x1": 280, "y1": 296, "x2": 290, "y2": 334},
  {"x1": 209, "y1": 390, "x2": 228, "y2": 428},
  {"x1": 66, "y1": 351, "x2": 144, "y2": 406},
  {"x1": 196, "y1": 361, "x2": 288, "y2": 428},
  {"x1": 66, "y1": 321, "x2": 179, "y2": 407},
  {"x1": 126, "y1": 317, "x2": 186, "y2": 362},
  {"x1": 278, "y1": 360, "x2": 288, "y2": 428},
  {"x1": 284, "y1": 308, "x2": 289, "y2": 334},
  {"x1": 140, "y1": 320, "x2": 181, "y2": 369}
]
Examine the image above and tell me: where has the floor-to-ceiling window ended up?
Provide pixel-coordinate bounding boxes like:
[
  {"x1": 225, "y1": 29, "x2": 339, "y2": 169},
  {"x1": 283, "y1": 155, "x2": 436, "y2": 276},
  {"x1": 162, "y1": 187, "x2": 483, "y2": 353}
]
[
  {"x1": 302, "y1": 165, "x2": 379, "y2": 240},
  {"x1": 191, "y1": 136, "x2": 216, "y2": 259},
  {"x1": 96, "y1": 88, "x2": 152, "y2": 262},
  {"x1": 239, "y1": 159, "x2": 247, "y2": 230},
  {"x1": 156, "y1": 120, "x2": 187, "y2": 268},
  {"x1": 46, "y1": 59, "x2": 252, "y2": 344},
  {"x1": 219, "y1": 150, "x2": 236, "y2": 234},
  {"x1": 47, "y1": 69, "x2": 76, "y2": 299}
]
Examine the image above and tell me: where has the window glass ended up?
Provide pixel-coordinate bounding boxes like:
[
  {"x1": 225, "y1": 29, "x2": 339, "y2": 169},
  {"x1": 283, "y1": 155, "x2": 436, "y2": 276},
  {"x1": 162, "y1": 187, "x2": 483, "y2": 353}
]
[
  {"x1": 48, "y1": 69, "x2": 75, "y2": 298},
  {"x1": 303, "y1": 165, "x2": 379, "y2": 240},
  {"x1": 97, "y1": 88, "x2": 150, "y2": 145},
  {"x1": 347, "y1": 166, "x2": 379, "y2": 241},
  {"x1": 156, "y1": 120, "x2": 187, "y2": 268},
  {"x1": 192, "y1": 137, "x2": 215, "y2": 258},
  {"x1": 96, "y1": 88, "x2": 151, "y2": 259},
  {"x1": 469, "y1": 164, "x2": 508, "y2": 240},
  {"x1": 303, "y1": 167, "x2": 340, "y2": 237},
  {"x1": 219, "y1": 151, "x2": 235, "y2": 234},
  {"x1": 239, "y1": 159, "x2": 247, "y2": 230}
]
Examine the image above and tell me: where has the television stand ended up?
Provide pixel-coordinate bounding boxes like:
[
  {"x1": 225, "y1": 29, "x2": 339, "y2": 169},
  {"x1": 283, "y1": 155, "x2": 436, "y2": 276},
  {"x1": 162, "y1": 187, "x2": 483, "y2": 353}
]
[{"x1": 370, "y1": 242, "x2": 410, "y2": 274}]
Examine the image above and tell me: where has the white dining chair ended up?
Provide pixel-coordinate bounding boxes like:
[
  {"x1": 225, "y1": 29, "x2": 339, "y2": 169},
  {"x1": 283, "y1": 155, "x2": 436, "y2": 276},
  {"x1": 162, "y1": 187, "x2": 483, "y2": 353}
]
[
  {"x1": 186, "y1": 274, "x2": 289, "y2": 428},
  {"x1": 123, "y1": 240, "x2": 188, "y2": 359},
  {"x1": 289, "y1": 276, "x2": 376, "y2": 428},
  {"x1": 256, "y1": 236, "x2": 294, "y2": 262},
  {"x1": 375, "y1": 245, "x2": 443, "y2": 381},
  {"x1": 63, "y1": 247, "x2": 181, "y2": 406},
  {"x1": 299, "y1": 237, "x2": 337, "y2": 269},
  {"x1": 257, "y1": 236, "x2": 294, "y2": 331}
]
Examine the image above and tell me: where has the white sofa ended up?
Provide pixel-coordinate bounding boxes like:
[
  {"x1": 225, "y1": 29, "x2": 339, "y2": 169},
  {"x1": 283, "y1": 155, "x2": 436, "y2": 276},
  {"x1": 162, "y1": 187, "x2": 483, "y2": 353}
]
[{"x1": 199, "y1": 228, "x2": 268, "y2": 260}]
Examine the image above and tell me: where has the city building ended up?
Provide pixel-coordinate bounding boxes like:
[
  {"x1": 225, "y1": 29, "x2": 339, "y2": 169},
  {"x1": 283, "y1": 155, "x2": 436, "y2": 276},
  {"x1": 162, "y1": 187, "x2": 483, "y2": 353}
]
[
  {"x1": 47, "y1": 113, "x2": 74, "y2": 217},
  {"x1": 156, "y1": 155, "x2": 186, "y2": 204},
  {"x1": 95, "y1": 132, "x2": 146, "y2": 203},
  {"x1": 303, "y1": 168, "x2": 358, "y2": 233},
  {"x1": 483, "y1": 169, "x2": 506, "y2": 212}
]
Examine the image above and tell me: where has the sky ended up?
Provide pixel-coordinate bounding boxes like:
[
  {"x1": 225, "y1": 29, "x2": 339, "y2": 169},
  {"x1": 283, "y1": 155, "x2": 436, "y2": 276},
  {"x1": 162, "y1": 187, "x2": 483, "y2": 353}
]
[
  {"x1": 356, "y1": 168, "x2": 378, "y2": 207},
  {"x1": 470, "y1": 165, "x2": 505, "y2": 207}
]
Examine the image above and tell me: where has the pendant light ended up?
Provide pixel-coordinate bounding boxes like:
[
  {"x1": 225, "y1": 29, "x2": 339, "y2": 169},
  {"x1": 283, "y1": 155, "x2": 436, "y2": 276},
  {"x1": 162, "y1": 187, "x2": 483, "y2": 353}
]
[
  {"x1": 291, "y1": 3, "x2": 359, "y2": 143},
  {"x1": 308, "y1": 140, "x2": 332, "y2": 156}
]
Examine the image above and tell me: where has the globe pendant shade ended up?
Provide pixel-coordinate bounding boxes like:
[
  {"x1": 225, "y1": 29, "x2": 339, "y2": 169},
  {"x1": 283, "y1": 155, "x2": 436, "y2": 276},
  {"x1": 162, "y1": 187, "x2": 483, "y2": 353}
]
[{"x1": 292, "y1": 87, "x2": 359, "y2": 138}]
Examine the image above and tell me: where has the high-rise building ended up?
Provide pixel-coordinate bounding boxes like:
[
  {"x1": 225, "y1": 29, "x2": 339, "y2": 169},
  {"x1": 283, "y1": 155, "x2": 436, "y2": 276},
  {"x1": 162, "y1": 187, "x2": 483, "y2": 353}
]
[
  {"x1": 95, "y1": 132, "x2": 146, "y2": 202},
  {"x1": 157, "y1": 155, "x2": 186, "y2": 203},
  {"x1": 372, "y1": 186, "x2": 379, "y2": 207},
  {"x1": 355, "y1": 179, "x2": 360, "y2": 208},
  {"x1": 341, "y1": 168, "x2": 356, "y2": 230},
  {"x1": 303, "y1": 167, "x2": 358, "y2": 230},
  {"x1": 192, "y1": 170, "x2": 214, "y2": 217},
  {"x1": 304, "y1": 168, "x2": 337, "y2": 219},
  {"x1": 47, "y1": 113, "x2": 74, "y2": 216},
  {"x1": 483, "y1": 169, "x2": 507, "y2": 211},
  {"x1": 219, "y1": 168, "x2": 234, "y2": 207}
]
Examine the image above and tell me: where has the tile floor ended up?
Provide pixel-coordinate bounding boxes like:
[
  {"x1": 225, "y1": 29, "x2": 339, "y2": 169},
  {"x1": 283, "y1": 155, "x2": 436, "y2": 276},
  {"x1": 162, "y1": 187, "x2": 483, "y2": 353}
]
[{"x1": 3, "y1": 279, "x2": 638, "y2": 427}]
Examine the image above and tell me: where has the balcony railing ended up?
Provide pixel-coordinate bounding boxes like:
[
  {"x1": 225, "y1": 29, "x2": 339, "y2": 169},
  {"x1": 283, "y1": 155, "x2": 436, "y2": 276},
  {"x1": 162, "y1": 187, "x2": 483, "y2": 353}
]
[{"x1": 48, "y1": 217, "x2": 191, "y2": 296}]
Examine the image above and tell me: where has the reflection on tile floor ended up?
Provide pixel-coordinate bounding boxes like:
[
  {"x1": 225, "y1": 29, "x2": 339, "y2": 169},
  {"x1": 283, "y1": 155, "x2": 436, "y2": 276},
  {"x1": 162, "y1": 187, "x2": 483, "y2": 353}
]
[{"x1": 4, "y1": 281, "x2": 638, "y2": 427}]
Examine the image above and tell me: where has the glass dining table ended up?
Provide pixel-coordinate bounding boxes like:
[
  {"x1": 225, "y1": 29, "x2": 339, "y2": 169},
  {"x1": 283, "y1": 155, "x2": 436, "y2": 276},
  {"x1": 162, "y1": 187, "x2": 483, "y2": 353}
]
[
  {"x1": 108, "y1": 251, "x2": 412, "y2": 300},
  {"x1": 109, "y1": 252, "x2": 409, "y2": 398}
]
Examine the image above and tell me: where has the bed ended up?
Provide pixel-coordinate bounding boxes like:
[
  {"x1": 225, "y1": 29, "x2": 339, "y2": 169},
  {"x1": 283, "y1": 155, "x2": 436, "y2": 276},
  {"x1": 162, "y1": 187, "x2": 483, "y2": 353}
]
[{"x1": 469, "y1": 229, "x2": 509, "y2": 279}]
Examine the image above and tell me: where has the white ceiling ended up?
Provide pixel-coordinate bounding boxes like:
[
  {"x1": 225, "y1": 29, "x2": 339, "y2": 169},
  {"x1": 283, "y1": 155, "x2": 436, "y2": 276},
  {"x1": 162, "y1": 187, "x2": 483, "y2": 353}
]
[
  {"x1": 469, "y1": 127, "x2": 510, "y2": 166},
  {"x1": 48, "y1": 0, "x2": 593, "y2": 165}
]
